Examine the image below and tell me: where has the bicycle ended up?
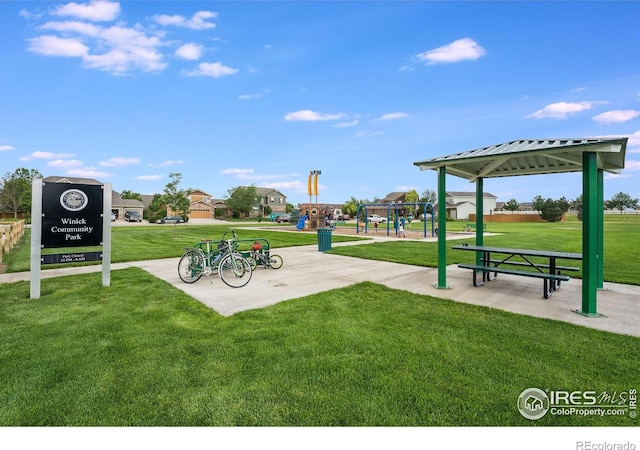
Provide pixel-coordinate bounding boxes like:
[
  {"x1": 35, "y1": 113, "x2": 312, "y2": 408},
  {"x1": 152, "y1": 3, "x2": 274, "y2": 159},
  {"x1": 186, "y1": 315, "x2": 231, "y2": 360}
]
[
  {"x1": 245, "y1": 240, "x2": 283, "y2": 270},
  {"x1": 177, "y1": 230, "x2": 252, "y2": 288}
]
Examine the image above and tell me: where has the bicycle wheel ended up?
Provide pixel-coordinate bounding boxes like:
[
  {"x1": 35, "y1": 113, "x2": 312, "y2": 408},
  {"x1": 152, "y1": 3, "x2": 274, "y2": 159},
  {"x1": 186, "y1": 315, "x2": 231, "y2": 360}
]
[
  {"x1": 268, "y1": 254, "x2": 283, "y2": 269},
  {"x1": 246, "y1": 256, "x2": 258, "y2": 271},
  {"x1": 178, "y1": 250, "x2": 205, "y2": 283},
  {"x1": 218, "y1": 254, "x2": 252, "y2": 288}
]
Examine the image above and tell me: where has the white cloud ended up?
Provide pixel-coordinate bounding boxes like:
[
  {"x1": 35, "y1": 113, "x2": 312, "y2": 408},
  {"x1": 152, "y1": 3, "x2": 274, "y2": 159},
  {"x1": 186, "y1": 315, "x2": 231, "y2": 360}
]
[
  {"x1": 593, "y1": 110, "x2": 640, "y2": 124},
  {"x1": 133, "y1": 175, "x2": 162, "y2": 181},
  {"x1": 153, "y1": 11, "x2": 217, "y2": 30},
  {"x1": 333, "y1": 120, "x2": 359, "y2": 128},
  {"x1": 47, "y1": 159, "x2": 83, "y2": 168},
  {"x1": 20, "y1": 151, "x2": 74, "y2": 160},
  {"x1": 626, "y1": 130, "x2": 640, "y2": 153},
  {"x1": 152, "y1": 160, "x2": 184, "y2": 167},
  {"x1": 52, "y1": 0, "x2": 121, "y2": 22},
  {"x1": 623, "y1": 160, "x2": 640, "y2": 171},
  {"x1": 284, "y1": 110, "x2": 346, "y2": 122},
  {"x1": 526, "y1": 101, "x2": 597, "y2": 119},
  {"x1": 66, "y1": 167, "x2": 112, "y2": 178},
  {"x1": 260, "y1": 180, "x2": 308, "y2": 194},
  {"x1": 184, "y1": 62, "x2": 239, "y2": 78},
  {"x1": 416, "y1": 38, "x2": 486, "y2": 64},
  {"x1": 221, "y1": 168, "x2": 255, "y2": 175},
  {"x1": 175, "y1": 43, "x2": 203, "y2": 60},
  {"x1": 29, "y1": 20, "x2": 167, "y2": 74},
  {"x1": 0, "y1": 145, "x2": 16, "y2": 152},
  {"x1": 354, "y1": 130, "x2": 384, "y2": 138},
  {"x1": 41, "y1": 20, "x2": 101, "y2": 36},
  {"x1": 238, "y1": 88, "x2": 272, "y2": 101},
  {"x1": 377, "y1": 112, "x2": 408, "y2": 121},
  {"x1": 28, "y1": 35, "x2": 89, "y2": 57},
  {"x1": 99, "y1": 157, "x2": 140, "y2": 167}
]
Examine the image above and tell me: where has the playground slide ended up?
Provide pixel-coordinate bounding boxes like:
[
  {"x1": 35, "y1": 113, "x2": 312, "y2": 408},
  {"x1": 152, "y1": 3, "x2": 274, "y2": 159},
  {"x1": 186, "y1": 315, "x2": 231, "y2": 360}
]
[{"x1": 296, "y1": 215, "x2": 308, "y2": 230}]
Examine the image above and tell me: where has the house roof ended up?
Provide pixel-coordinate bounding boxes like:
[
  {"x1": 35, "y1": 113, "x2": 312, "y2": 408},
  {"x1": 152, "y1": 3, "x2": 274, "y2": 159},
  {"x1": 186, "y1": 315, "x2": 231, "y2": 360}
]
[
  {"x1": 112, "y1": 191, "x2": 144, "y2": 208},
  {"x1": 383, "y1": 192, "x2": 407, "y2": 202},
  {"x1": 255, "y1": 187, "x2": 285, "y2": 197},
  {"x1": 413, "y1": 137, "x2": 628, "y2": 182},
  {"x1": 447, "y1": 191, "x2": 497, "y2": 198},
  {"x1": 43, "y1": 176, "x2": 102, "y2": 185}
]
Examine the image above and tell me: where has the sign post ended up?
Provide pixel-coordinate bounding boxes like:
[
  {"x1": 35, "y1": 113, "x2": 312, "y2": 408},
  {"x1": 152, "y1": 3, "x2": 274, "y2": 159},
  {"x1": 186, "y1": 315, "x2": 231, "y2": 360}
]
[{"x1": 30, "y1": 179, "x2": 112, "y2": 299}]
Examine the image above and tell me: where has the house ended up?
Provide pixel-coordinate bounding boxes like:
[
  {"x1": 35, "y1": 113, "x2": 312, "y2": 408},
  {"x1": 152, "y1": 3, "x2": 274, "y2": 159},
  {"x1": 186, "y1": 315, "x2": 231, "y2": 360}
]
[
  {"x1": 442, "y1": 191, "x2": 497, "y2": 220},
  {"x1": 111, "y1": 191, "x2": 144, "y2": 219},
  {"x1": 169, "y1": 189, "x2": 228, "y2": 219},
  {"x1": 255, "y1": 187, "x2": 287, "y2": 217}
]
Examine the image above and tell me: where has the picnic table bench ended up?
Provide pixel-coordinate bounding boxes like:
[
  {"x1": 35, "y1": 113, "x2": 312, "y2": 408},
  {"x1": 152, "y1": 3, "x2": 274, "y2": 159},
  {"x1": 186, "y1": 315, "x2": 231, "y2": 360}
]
[{"x1": 452, "y1": 244, "x2": 582, "y2": 299}]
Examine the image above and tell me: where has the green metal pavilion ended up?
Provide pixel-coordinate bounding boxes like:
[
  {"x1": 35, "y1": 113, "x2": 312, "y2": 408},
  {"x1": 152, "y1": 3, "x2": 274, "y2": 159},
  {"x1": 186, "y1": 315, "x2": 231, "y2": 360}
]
[{"x1": 413, "y1": 137, "x2": 629, "y2": 317}]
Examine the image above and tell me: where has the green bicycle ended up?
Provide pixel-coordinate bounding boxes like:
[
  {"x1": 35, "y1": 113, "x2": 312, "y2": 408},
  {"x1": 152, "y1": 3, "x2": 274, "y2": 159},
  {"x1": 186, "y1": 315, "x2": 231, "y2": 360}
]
[{"x1": 178, "y1": 230, "x2": 253, "y2": 288}]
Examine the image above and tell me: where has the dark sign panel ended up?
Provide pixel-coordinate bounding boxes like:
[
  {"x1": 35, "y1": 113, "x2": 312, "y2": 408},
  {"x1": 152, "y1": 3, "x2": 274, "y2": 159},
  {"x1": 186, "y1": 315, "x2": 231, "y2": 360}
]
[
  {"x1": 41, "y1": 183, "x2": 104, "y2": 248},
  {"x1": 42, "y1": 251, "x2": 103, "y2": 265}
]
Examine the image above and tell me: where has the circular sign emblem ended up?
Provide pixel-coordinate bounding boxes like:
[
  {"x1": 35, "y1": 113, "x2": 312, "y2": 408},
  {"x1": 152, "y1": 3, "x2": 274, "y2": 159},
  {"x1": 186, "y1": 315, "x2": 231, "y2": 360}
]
[
  {"x1": 517, "y1": 388, "x2": 550, "y2": 420},
  {"x1": 60, "y1": 189, "x2": 88, "y2": 212}
]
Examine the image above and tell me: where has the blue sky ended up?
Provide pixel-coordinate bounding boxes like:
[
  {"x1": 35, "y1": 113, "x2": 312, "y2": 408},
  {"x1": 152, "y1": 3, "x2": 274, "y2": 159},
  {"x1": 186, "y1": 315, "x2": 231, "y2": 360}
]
[{"x1": 1, "y1": 0, "x2": 639, "y2": 206}]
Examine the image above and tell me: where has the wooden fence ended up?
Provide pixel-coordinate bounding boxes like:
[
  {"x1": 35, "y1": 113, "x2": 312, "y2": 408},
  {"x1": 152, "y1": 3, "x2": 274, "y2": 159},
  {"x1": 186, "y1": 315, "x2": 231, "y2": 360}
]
[
  {"x1": 469, "y1": 214, "x2": 566, "y2": 223},
  {"x1": 0, "y1": 220, "x2": 26, "y2": 264}
]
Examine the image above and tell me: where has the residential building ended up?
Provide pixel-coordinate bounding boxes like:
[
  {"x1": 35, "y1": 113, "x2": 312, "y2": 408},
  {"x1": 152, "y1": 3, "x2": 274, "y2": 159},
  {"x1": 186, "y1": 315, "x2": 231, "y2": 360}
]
[
  {"x1": 443, "y1": 191, "x2": 497, "y2": 220},
  {"x1": 255, "y1": 187, "x2": 287, "y2": 217}
]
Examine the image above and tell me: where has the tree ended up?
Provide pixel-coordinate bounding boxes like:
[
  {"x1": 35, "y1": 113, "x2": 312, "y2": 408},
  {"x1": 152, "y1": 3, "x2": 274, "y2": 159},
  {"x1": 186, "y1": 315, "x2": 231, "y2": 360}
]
[
  {"x1": 607, "y1": 192, "x2": 639, "y2": 213},
  {"x1": 503, "y1": 198, "x2": 520, "y2": 213},
  {"x1": 0, "y1": 168, "x2": 43, "y2": 219},
  {"x1": 417, "y1": 188, "x2": 437, "y2": 216},
  {"x1": 163, "y1": 173, "x2": 191, "y2": 223},
  {"x1": 343, "y1": 196, "x2": 371, "y2": 219},
  {"x1": 225, "y1": 185, "x2": 260, "y2": 218},
  {"x1": 120, "y1": 190, "x2": 143, "y2": 202},
  {"x1": 404, "y1": 189, "x2": 419, "y2": 216},
  {"x1": 573, "y1": 195, "x2": 583, "y2": 221},
  {"x1": 533, "y1": 195, "x2": 570, "y2": 222},
  {"x1": 144, "y1": 193, "x2": 165, "y2": 223}
]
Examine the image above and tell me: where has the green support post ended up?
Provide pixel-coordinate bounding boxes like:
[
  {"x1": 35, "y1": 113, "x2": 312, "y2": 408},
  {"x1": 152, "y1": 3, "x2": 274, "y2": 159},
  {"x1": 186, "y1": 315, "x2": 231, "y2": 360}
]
[
  {"x1": 435, "y1": 166, "x2": 449, "y2": 289},
  {"x1": 575, "y1": 152, "x2": 603, "y2": 317},
  {"x1": 597, "y1": 169, "x2": 605, "y2": 290},
  {"x1": 475, "y1": 178, "x2": 484, "y2": 265}
]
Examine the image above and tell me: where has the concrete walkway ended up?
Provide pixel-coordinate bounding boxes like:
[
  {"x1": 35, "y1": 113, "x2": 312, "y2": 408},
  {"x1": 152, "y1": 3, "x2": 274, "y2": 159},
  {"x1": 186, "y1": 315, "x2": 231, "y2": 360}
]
[{"x1": 2, "y1": 239, "x2": 639, "y2": 337}]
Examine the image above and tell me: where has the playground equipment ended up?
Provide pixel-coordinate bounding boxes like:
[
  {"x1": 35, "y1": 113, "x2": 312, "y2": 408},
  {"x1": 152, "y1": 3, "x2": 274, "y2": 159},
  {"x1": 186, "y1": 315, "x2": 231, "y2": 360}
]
[
  {"x1": 355, "y1": 202, "x2": 435, "y2": 237},
  {"x1": 304, "y1": 170, "x2": 323, "y2": 231}
]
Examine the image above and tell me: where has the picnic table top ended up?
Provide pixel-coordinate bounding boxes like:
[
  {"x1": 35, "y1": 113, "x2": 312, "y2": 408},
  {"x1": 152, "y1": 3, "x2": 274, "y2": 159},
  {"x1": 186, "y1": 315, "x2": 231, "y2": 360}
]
[{"x1": 451, "y1": 244, "x2": 582, "y2": 260}]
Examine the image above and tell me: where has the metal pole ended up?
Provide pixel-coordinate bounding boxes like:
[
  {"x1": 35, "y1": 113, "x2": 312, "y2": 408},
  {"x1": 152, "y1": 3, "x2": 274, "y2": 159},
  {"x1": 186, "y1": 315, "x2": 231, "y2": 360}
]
[
  {"x1": 576, "y1": 152, "x2": 602, "y2": 317},
  {"x1": 597, "y1": 169, "x2": 604, "y2": 289},
  {"x1": 435, "y1": 166, "x2": 448, "y2": 289},
  {"x1": 102, "y1": 183, "x2": 112, "y2": 287},
  {"x1": 475, "y1": 178, "x2": 484, "y2": 266},
  {"x1": 30, "y1": 179, "x2": 43, "y2": 299}
]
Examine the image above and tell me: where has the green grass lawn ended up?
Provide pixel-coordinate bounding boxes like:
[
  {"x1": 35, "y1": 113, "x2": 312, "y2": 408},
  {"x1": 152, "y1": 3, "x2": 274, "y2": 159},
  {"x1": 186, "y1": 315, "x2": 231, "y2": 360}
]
[
  {"x1": 1, "y1": 218, "x2": 639, "y2": 426},
  {"x1": 330, "y1": 215, "x2": 640, "y2": 285},
  {"x1": 1, "y1": 269, "x2": 638, "y2": 426},
  {"x1": 1, "y1": 224, "x2": 365, "y2": 273}
]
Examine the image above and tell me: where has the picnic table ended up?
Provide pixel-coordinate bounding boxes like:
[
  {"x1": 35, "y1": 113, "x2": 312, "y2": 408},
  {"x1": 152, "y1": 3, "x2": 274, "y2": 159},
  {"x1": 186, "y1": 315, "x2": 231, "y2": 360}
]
[{"x1": 452, "y1": 244, "x2": 582, "y2": 298}]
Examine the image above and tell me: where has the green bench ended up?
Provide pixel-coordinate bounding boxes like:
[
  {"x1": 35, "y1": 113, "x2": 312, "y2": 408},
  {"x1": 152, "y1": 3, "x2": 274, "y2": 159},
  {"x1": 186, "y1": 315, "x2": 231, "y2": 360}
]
[{"x1": 457, "y1": 263, "x2": 569, "y2": 298}]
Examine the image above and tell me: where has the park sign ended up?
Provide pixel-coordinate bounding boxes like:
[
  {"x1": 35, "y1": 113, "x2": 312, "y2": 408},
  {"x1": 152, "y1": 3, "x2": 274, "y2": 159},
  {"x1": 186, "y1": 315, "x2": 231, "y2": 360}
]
[
  {"x1": 30, "y1": 178, "x2": 112, "y2": 299},
  {"x1": 41, "y1": 182, "x2": 103, "y2": 248}
]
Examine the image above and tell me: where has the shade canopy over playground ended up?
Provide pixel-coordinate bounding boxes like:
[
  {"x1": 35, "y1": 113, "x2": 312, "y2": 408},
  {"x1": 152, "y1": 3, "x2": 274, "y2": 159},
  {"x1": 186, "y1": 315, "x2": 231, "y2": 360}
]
[{"x1": 413, "y1": 137, "x2": 628, "y2": 316}]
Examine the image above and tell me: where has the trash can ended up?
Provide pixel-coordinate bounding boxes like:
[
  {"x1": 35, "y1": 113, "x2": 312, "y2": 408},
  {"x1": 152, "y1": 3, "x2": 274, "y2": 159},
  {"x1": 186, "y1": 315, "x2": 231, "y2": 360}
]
[{"x1": 317, "y1": 227, "x2": 332, "y2": 252}]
